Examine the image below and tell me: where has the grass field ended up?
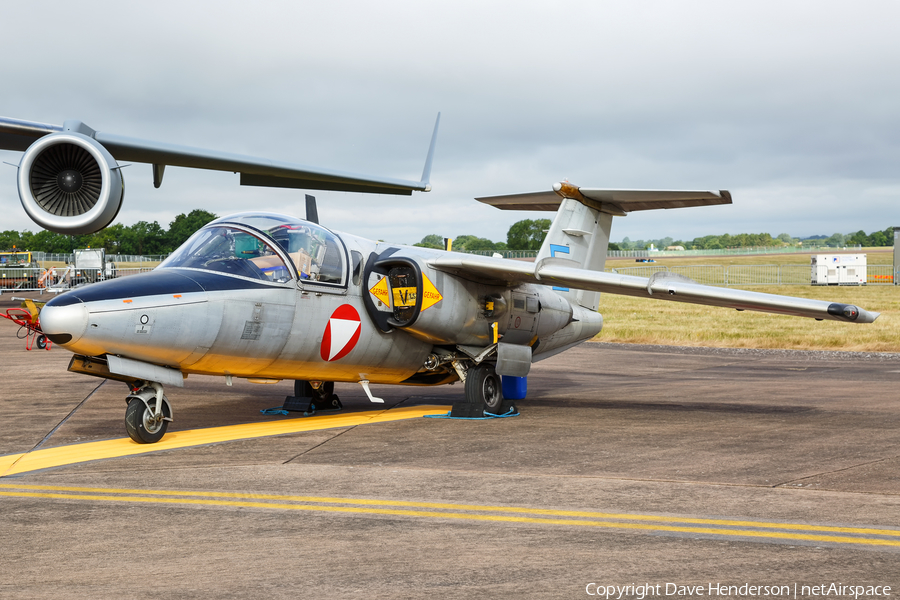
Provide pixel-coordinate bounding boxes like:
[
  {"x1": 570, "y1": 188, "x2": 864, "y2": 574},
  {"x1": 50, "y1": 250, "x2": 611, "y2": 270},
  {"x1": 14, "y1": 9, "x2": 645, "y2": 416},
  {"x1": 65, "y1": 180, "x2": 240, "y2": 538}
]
[{"x1": 596, "y1": 283, "x2": 900, "y2": 352}]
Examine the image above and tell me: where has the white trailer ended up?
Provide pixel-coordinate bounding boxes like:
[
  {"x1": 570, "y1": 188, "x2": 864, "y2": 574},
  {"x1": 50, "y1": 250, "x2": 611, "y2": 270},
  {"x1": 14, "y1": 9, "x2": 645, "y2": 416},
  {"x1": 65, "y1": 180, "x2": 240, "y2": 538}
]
[
  {"x1": 811, "y1": 254, "x2": 867, "y2": 285},
  {"x1": 74, "y1": 248, "x2": 105, "y2": 270},
  {"x1": 73, "y1": 248, "x2": 107, "y2": 284}
]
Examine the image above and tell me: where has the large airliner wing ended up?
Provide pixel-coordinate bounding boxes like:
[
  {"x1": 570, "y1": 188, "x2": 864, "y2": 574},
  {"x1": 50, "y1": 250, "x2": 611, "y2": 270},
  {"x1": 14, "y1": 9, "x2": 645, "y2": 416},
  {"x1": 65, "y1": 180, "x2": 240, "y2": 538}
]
[
  {"x1": 428, "y1": 254, "x2": 879, "y2": 323},
  {"x1": 0, "y1": 114, "x2": 439, "y2": 195},
  {"x1": 1, "y1": 114, "x2": 440, "y2": 235}
]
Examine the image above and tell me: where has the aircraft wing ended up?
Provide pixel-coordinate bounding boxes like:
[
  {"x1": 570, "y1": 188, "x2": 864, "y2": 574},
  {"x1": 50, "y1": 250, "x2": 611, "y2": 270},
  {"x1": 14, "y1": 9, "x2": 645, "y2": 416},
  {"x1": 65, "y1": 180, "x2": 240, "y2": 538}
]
[
  {"x1": 428, "y1": 254, "x2": 879, "y2": 323},
  {"x1": 0, "y1": 115, "x2": 438, "y2": 195}
]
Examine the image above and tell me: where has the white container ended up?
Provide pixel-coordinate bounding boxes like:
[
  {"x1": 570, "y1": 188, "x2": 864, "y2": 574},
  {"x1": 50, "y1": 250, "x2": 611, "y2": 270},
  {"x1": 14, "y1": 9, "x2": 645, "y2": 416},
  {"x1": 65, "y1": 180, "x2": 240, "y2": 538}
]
[{"x1": 811, "y1": 254, "x2": 866, "y2": 285}]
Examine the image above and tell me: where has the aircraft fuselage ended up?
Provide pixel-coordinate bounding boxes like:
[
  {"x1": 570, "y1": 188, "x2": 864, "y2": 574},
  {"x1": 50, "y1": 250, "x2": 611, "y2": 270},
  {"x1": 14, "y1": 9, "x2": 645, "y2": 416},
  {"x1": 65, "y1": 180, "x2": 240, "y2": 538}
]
[{"x1": 39, "y1": 212, "x2": 604, "y2": 389}]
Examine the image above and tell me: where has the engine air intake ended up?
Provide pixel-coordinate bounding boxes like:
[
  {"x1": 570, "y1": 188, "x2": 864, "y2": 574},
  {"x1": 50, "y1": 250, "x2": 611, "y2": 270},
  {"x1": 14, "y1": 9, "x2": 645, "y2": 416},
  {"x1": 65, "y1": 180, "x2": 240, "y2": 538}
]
[
  {"x1": 17, "y1": 132, "x2": 124, "y2": 235},
  {"x1": 30, "y1": 143, "x2": 103, "y2": 217}
]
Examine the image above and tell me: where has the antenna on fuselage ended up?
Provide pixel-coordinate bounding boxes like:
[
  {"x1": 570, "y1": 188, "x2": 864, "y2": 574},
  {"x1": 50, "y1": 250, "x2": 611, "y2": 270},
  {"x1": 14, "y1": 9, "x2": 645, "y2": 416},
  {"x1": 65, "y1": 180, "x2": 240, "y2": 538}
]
[{"x1": 305, "y1": 194, "x2": 319, "y2": 224}]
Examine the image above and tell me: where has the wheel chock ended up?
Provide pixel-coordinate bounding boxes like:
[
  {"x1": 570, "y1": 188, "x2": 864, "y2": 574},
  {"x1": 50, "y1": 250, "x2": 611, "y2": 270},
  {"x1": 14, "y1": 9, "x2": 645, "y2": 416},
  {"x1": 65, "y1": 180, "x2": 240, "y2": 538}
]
[{"x1": 449, "y1": 402, "x2": 484, "y2": 418}]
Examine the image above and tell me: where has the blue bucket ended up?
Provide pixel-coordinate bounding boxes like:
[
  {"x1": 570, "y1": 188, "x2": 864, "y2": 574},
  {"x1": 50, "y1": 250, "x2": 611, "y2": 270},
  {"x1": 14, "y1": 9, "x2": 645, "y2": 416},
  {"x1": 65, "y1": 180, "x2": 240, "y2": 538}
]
[{"x1": 501, "y1": 375, "x2": 527, "y2": 400}]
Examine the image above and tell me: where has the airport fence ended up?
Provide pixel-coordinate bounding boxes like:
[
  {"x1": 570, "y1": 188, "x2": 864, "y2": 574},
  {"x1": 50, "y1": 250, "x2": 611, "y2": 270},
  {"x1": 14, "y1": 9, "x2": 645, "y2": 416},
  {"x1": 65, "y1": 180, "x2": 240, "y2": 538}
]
[
  {"x1": 32, "y1": 252, "x2": 168, "y2": 267},
  {"x1": 469, "y1": 246, "x2": 868, "y2": 260},
  {"x1": 0, "y1": 267, "x2": 152, "y2": 294},
  {"x1": 670, "y1": 265, "x2": 727, "y2": 286},
  {"x1": 605, "y1": 246, "x2": 865, "y2": 259},
  {"x1": 606, "y1": 264, "x2": 896, "y2": 286},
  {"x1": 3, "y1": 264, "x2": 895, "y2": 295}
]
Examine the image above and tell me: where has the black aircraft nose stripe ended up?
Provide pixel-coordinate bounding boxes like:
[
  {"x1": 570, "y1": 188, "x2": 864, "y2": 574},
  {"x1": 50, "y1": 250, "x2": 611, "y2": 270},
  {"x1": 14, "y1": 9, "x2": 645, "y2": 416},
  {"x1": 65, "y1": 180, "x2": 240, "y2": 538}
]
[
  {"x1": 45, "y1": 333, "x2": 73, "y2": 344},
  {"x1": 44, "y1": 269, "x2": 284, "y2": 308}
]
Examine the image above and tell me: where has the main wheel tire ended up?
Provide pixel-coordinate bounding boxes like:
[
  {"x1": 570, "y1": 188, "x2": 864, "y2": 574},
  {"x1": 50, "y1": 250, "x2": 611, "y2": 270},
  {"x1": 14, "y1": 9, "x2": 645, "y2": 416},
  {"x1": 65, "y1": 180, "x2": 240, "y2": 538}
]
[
  {"x1": 294, "y1": 380, "x2": 314, "y2": 398},
  {"x1": 464, "y1": 364, "x2": 504, "y2": 413},
  {"x1": 125, "y1": 396, "x2": 170, "y2": 444},
  {"x1": 327, "y1": 394, "x2": 342, "y2": 409},
  {"x1": 297, "y1": 380, "x2": 343, "y2": 410},
  {"x1": 314, "y1": 382, "x2": 342, "y2": 409}
]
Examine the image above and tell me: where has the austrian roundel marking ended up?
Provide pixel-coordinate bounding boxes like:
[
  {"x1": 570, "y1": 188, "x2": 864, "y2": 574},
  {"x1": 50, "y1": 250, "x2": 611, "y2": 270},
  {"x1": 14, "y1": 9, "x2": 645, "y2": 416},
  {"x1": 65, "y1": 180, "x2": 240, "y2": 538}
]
[{"x1": 321, "y1": 304, "x2": 362, "y2": 362}]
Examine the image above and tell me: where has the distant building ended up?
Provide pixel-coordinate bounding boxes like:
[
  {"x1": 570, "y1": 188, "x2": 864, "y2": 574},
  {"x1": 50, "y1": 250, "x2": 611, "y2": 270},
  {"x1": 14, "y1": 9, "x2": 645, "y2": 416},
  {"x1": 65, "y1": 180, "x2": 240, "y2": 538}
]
[{"x1": 665, "y1": 245, "x2": 686, "y2": 251}]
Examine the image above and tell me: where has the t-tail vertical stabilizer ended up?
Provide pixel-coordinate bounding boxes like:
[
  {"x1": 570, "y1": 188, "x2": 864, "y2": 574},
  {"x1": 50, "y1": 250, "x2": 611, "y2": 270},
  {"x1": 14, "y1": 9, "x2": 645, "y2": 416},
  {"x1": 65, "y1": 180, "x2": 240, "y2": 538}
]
[
  {"x1": 476, "y1": 183, "x2": 732, "y2": 310},
  {"x1": 533, "y1": 182, "x2": 612, "y2": 311}
]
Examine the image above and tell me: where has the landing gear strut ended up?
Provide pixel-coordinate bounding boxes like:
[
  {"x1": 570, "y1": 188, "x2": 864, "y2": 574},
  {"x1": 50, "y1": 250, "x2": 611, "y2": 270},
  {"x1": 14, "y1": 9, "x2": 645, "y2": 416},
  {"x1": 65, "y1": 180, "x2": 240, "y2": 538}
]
[
  {"x1": 124, "y1": 383, "x2": 173, "y2": 444},
  {"x1": 282, "y1": 380, "x2": 342, "y2": 413}
]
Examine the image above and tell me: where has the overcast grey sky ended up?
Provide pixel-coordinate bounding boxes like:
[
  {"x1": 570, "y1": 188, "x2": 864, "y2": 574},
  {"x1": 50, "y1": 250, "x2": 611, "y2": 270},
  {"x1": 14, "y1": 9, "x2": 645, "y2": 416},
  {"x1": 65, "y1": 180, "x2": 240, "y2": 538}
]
[{"x1": 2, "y1": 0, "x2": 898, "y2": 245}]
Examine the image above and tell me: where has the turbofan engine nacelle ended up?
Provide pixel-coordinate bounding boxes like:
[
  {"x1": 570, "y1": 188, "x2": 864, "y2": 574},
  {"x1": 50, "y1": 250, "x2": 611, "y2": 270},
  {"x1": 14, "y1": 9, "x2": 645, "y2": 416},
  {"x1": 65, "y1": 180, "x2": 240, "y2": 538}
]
[{"x1": 18, "y1": 132, "x2": 124, "y2": 235}]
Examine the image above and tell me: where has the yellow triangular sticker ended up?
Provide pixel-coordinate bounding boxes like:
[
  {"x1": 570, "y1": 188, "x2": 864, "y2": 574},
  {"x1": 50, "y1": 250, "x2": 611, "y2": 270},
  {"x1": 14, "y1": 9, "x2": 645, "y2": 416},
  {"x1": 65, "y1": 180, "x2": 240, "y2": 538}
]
[
  {"x1": 369, "y1": 276, "x2": 391, "y2": 305},
  {"x1": 421, "y1": 273, "x2": 443, "y2": 311}
]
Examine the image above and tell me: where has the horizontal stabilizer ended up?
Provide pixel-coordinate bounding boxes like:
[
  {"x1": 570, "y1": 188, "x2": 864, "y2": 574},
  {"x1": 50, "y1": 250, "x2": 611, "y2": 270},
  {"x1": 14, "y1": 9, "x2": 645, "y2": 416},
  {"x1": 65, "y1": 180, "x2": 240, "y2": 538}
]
[{"x1": 477, "y1": 182, "x2": 731, "y2": 215}]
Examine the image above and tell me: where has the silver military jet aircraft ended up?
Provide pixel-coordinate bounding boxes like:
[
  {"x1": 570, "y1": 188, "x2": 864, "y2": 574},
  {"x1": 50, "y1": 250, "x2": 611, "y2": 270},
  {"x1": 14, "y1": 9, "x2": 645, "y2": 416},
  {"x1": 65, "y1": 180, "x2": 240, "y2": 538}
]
[{"x1": 0, "y1": 116, "x2": 879, "y2": 443}]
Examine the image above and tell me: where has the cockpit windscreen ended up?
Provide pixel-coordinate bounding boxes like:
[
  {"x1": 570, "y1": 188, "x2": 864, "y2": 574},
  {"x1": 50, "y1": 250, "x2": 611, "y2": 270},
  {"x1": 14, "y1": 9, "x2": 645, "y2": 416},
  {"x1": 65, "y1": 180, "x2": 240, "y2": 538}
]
[
  {"x1": 208, "y1": 213, "x2": 348, "y2": 286},
  {"x1": 159, "y1": 226, "x2": 292, "y2": 283}
]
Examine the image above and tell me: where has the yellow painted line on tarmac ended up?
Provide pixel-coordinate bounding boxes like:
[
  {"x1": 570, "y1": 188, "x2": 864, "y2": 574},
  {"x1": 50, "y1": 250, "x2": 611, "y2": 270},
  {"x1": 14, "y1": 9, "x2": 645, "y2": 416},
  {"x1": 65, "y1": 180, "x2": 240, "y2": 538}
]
[
  {"x1": 1, "y1": 484, "x2": 899, "y2": 549},
  {"x1": 0, "y1": 405, "x2": 447, "y2": 476},
  {"x1": 3, "y1": 483, "x2": 900, "y2": 540}
]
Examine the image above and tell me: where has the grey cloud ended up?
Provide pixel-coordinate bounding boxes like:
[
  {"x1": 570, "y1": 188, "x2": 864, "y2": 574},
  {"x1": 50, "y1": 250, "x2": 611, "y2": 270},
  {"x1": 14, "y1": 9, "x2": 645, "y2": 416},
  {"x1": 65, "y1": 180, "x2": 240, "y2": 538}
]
[{"x1": 1, "y1": 0, "x2": 899, "y2": 245}]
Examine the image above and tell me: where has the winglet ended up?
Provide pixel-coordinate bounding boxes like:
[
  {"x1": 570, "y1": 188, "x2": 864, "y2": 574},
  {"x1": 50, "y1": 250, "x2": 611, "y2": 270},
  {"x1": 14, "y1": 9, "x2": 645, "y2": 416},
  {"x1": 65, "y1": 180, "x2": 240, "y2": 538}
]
[{"x1": 419, "y1": 112, "x2": 441, "y2": 191}]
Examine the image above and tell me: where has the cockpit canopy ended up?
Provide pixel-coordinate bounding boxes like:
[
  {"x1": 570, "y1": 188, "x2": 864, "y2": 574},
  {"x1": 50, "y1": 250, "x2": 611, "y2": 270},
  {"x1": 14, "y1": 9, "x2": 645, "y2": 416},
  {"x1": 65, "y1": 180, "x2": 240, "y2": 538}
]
[{"x1": 159, "y1": 212, "x2": 347, "y2": 286}]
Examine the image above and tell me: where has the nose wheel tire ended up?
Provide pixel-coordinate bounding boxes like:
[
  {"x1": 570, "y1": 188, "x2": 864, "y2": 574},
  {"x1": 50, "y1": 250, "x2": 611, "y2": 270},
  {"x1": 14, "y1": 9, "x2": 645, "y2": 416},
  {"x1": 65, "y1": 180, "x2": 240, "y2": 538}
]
[
  {"x1": 464, "y1": 364, "x2": 504, "y2": 413},
  {"x1": 125, "y1": 396, "x2": 171, "y2": 444}
]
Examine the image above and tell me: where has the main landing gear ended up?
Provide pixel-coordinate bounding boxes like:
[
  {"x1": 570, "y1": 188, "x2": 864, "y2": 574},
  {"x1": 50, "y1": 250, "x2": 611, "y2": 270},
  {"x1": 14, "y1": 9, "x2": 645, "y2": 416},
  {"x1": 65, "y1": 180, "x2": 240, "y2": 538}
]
[
  {"x1": 450, "y1": 363, "x2": 515, "y2": 418},
  {"x1": 124, "y1": 382, "x2": 173, "y2": 444},
  {"x1": 466, "y1": 364, "x2": 504, "y2": 413}
]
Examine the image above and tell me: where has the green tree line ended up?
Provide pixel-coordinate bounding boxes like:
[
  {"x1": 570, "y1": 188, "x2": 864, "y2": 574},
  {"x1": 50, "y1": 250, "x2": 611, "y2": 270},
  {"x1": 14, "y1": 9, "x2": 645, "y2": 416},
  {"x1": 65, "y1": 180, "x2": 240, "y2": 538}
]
[
  {"x1": 4, "y1": 212, "x2": 893, "y2": 256},
  {"x1": 417, "y1": 222, "x2": 894, "y2": 253},
  {"x1": 615, "y1": 227, "x2": 894, "y2": 252},
  {"x1": 415, "y1": 218, "x2": 553, "y2": 252},
  {"x1": 1, "y1": 210, "x2": 218, "y2": 255}
]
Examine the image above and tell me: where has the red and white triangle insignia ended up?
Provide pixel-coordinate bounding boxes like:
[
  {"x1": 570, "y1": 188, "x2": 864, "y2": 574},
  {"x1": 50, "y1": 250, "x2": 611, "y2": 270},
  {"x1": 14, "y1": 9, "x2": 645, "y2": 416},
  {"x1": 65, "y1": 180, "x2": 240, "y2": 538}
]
[{"x1": 321, "y1": 304, "x2": 362, "y2": 362}]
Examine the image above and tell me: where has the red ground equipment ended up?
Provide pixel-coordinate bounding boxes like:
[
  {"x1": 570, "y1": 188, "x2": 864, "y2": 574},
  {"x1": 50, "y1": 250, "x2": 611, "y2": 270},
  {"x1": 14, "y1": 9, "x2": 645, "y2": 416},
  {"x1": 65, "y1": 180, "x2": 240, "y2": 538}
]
[{"x1": 2, "y1": 298, "x2": 51, "y2": 351}]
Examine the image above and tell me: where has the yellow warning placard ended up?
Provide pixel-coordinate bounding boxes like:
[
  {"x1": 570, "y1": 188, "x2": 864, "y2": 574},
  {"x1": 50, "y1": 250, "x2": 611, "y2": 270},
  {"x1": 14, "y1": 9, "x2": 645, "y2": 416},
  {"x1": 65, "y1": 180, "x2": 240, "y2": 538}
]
[
  {"x1": 369, "y1": 273, "x2": 442, "y2": 311},
  {"x1": 421, "y1": 273, "x2": 443, "y2": 311},
  {"x1": 392, "y1": 286, "x2": 417, "y2": 307},
  {"x1": 369, "y1": 276, "x2": 391, "y2": 305}
]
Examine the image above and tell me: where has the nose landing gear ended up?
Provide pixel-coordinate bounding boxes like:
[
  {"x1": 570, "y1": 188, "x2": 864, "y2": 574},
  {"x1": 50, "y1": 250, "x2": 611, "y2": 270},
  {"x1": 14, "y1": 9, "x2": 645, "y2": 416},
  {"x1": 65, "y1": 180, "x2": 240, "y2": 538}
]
[{"x1": 125, "y1": 382, "x2": 174, "y2": 444}]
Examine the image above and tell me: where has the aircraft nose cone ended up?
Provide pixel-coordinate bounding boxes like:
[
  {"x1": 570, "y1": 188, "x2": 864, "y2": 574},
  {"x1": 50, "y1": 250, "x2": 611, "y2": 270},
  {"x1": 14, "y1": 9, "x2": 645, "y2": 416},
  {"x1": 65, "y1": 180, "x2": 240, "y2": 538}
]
[{"x1": 40, "y1": 298, "x2": 89, "y2": 346}]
